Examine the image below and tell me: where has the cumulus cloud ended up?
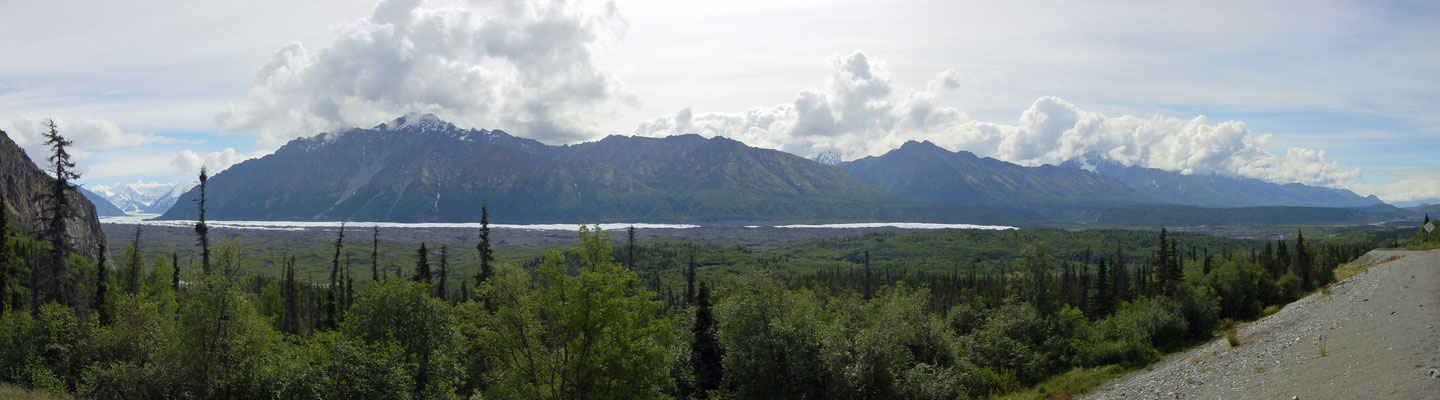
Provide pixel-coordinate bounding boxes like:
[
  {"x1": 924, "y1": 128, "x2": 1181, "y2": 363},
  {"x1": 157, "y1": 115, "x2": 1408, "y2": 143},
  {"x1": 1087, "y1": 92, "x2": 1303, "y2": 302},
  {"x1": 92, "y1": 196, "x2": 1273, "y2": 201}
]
[
  {"x1": 7, "y1": 117, "x2": 185, "y2": 172},
  {"x1": 9, "y1": 117, "x2": 180, "y2": 151},
  {"x1": 636, "y1": 52, "x2": 1361, "y2": 188},
  {"x1": 170, "y1": 148, "x2": 272, "y2": 177},
  {"x1": 218, "y1": 0, "x2": 630, "y2": 146}
]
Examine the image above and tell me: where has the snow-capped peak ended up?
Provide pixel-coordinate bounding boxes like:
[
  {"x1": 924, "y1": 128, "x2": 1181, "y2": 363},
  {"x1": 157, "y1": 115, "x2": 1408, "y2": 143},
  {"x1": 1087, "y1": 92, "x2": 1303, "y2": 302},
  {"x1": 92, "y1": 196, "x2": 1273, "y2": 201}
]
[
  {"x1": 95, "y1": 180, "x2": 196, "y2": 214},
  {"x1": 383, "y1": 112, "x2": 453, "y2": 132},
  {"x1": 812, "y1": 150, "x2": 844, "y2": 166}
]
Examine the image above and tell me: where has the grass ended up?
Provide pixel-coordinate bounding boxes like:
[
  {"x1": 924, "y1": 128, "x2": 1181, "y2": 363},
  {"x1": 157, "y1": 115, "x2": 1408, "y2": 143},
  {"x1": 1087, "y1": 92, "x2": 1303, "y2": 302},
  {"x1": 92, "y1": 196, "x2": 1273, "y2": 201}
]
[
  {"x1": 994, "y1": 365, "x2": 1131, "y2": 400},
  {"x1": 0, "y1": 383, "x2": 73, "y2": 400},
  {"x1": 1332, "y1": 255, "x2": 1402, "y2": 282},
  {"x1": 1225, "y1": 329, "x2": 1240, "y2": 347}
]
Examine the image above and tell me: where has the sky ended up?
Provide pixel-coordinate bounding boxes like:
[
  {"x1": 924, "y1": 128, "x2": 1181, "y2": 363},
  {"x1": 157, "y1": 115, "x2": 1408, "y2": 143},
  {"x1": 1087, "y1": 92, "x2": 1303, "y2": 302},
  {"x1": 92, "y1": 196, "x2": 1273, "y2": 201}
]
[{"x1": 2, "y1": 0, "x2": 1437, "y2": 203}]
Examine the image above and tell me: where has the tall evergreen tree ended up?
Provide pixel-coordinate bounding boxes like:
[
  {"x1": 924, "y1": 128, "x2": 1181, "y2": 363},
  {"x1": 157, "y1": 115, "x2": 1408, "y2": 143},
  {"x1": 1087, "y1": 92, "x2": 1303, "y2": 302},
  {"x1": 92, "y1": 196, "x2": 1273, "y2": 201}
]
[
  {"x1": 1153, "y1": 228, "x2": 1182, "y2": 297},
  {"x1": 1090, "y1": 258, "x2": 1113, "y2": 318},
  {"x1": 414, "y1": 242, "x2": 431, "y2": 284},
  {"x1": 1202, "y1": 248, "x2": 1212, "y2": 275},
  {"x1": 1021, "y1": 242, "x2": 1055, "y2": 316},
  {"x1": 1275, "y1": 239, "x2": 1290, "y2": 278},
  {"x1": 437, "y1": 245, "x2": 449, "y2": 300},
  {"x1": 171, "y1": 253, "x2": 180, "y2": 292},
  {"x1": 344, "y1": 254, "x2": 354, "y2": 311},
  {"x1": 1292, "y1": 230, "x2": 1314, "y2": 290},
  {"x1": 195, "y1": 167, "x2": 211, "y2": 275},
  {"x1": 40, "y1": 119, "x2": 81, "y2": 310},
  {"x1": 684, "y1": 250, "x2": 696, "y2": 305},
  {"x1": 371, "y1": 226, "x2": 380, "y2": 282},
  {"x1": 863, "y1": 250, "x2": 873, "y2": 301},
  {"x1": 322, "y1": 225, "x2": 345, "y2": 330},
  {"x1": 475, "y1": 205, "x2": 494, "y2": 287},
  {"x1": 1113, "y1": 246, "x2": 1130, "y2": 302},
  {"x1": 124, "y1": 225, "x2": 143, "y2": 294},
  {"x1": 691, "y1": 281, "x2": 723, "y2": 396},
  {"x1": 626, "y1": 225, "x2": 637, "y2": 271},
  {"x1": 281, "y1": 255, "x2": 300, "y2": 335},
  {"x1": 92, "y1": 238, "x2": 111, "y2": 325}
]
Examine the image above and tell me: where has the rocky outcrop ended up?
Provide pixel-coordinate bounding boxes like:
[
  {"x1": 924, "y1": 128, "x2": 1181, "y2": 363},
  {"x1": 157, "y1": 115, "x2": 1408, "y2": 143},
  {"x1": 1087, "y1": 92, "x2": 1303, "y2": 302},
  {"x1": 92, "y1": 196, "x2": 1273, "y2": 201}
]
[{"x1": 1, "y1": 129, "x2": 108, "y2": 261}]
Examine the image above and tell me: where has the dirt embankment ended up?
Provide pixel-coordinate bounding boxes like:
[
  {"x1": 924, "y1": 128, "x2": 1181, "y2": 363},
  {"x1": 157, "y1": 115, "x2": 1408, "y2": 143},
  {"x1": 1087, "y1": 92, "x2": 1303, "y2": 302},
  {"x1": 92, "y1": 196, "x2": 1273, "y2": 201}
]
[{"x1": 1086, "y1": 248, "x2": 1440, "y2": 399}]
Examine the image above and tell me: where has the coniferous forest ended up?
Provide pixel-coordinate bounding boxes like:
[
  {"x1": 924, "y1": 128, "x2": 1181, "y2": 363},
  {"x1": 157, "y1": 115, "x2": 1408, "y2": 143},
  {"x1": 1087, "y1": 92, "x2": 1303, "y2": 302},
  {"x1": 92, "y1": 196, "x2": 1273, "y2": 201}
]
[{"x1": 0, "y1": 123, "x2": 1422, "y2": 400}]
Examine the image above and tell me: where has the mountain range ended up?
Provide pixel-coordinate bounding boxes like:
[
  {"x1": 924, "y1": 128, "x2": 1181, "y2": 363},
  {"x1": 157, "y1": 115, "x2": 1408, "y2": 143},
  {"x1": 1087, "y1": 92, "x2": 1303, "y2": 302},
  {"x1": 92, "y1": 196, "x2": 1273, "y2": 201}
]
[
  {"x1": 1057, "y1": 152, "x2": 1381, "y2": 208},
  {"x1": 159, "y1": 114, "x2": 1026, "y2": 224},
  {"x1": 92, "y1": 181, "x2": 196, "y2": 215},
  {"x1": 157, "y1": 114, "x2": 1396, "y2": 225}
]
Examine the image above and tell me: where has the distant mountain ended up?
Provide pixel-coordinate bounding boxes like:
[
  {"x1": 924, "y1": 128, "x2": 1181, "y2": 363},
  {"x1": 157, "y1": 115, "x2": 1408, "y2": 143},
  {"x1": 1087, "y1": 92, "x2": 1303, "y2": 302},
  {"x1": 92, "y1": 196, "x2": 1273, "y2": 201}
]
[
  {"x1": 159, "y1": 114, "x2": 1012, "y2": 224},
  {"x1": 0, "y1": 129, "x2": 109, "y2": 261},
  {"x1": 77, "y1": 186, "x2": 125, "y2": 217},
  {"x1": 95, "y1": 181, "x2": 196, "y2": 214},
  {"x1": 1059, "y1": 152, "x2": 1382, "y2": 208},
  {"x1": 839, "y1": 141, "x2": 1155, "y2": 210},
  {"x1": 811, "y1": 151, "x2": 843, "y2": 166},
  {"x1": 1095, "y1": 204, "x2": 1410, "y2": 227}
]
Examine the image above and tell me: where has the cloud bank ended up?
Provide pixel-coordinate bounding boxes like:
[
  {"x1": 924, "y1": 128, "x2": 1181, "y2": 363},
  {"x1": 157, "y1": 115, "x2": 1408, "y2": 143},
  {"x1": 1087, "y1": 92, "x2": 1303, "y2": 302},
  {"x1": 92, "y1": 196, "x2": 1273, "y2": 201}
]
[
  {"x1": 169, "y1": 148, "x2": 273, "y2": 178},
  {"x1": 636, "y1": 52, "x2": 1362, "y2": 188},
  {"x1": 218, "y1": 0, "x2": 629, "y2": 146}
]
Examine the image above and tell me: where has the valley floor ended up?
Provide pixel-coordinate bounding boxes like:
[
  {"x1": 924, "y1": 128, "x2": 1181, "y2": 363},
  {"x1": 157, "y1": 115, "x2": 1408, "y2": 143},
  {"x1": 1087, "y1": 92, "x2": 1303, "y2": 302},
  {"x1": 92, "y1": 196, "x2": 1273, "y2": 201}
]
[{"x1": 1085, "y1": 248, "x2": 1440, "y2": 399}]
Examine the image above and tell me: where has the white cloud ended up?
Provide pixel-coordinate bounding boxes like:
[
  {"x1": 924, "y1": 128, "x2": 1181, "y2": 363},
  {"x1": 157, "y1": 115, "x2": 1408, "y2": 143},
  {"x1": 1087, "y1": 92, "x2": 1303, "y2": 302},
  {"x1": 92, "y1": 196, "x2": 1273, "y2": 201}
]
[
  {"x1": 1346, "y1": 169, "x2": 1440, "y2": 203},
  {"x1": 636, "y1": 52, "x2": 1362, "y2": 188},
  {"x1": 9, "y1": 117, "x2": 180, "y2": 150},
  {"x1": 7, "y1": 117, "x2": 186, "y2": 174},
  {"x1": 218, "y1": 0, "x2": 630, "y2": 146},
  {"x1": 169, "y1": 148, "x2": 273, "y2": 177}
]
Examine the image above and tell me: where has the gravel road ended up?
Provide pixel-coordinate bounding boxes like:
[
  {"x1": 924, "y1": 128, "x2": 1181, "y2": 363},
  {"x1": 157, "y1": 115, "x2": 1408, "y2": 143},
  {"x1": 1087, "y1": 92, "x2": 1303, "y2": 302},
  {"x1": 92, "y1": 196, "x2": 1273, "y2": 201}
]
[{"x1": 1086, "y1": 248, "x2": 1440, "y2": 399}]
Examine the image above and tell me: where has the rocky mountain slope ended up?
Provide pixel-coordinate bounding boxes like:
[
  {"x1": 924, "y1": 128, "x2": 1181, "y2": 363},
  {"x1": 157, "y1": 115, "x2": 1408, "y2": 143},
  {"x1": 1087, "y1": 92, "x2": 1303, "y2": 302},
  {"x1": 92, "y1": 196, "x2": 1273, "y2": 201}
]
[
  {"x1": 1059, "y1": 152, "x2": 1381, "y2": 208},
  {"x1": 78, "y1": 186, "x2": 125, "y2": 217},
  {"x1": 840, "y1": 141, "x2": 1154, "y2": 209},
  {"x1": 0, "y1": 129, "x2": 109, "y2": 260},
  {"x1": 159, "y1": 114, "x2": 963, "y2": 223}
]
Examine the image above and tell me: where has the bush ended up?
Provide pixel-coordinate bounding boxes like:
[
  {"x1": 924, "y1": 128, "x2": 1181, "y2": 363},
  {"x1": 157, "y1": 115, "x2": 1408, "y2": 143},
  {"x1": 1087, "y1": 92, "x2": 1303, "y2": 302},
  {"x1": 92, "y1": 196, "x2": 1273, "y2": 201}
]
[
  {"x1": 1105, "y1": 298, "x2": 1187, "y2": 352},
  {"x1": 342, "y1": 280, "x2": 460, "y2": 398},
  {"x1": 1175, "y1": 285, "x2": 1221, "y2": 339}
]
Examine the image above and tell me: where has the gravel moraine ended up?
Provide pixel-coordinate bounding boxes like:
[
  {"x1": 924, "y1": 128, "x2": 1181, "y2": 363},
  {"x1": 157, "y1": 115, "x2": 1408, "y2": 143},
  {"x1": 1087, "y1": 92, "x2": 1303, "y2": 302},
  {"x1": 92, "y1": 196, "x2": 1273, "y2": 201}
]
[{"x1": 1085, "y1": 248, "x2": 1440, "y2": 400}]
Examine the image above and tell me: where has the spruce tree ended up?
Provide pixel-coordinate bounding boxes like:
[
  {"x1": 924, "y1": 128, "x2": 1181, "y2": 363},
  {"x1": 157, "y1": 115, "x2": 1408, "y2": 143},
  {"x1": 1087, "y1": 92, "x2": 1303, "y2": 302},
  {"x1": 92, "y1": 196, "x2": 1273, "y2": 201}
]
[
  {"x1": 323, "y1": 225, "x2": 344, "y2": 330},
  {"x1": 1202, "y1": 248, "x2": 1212, "y2": 275},
  {"x1": 437, "y1": 245, "x2": 449, "y2": 300},
  {"x1": 195, "y1": 167, "x2": 211, "y2": 275},
  {"x1": 863, "y1": 250, "x2": 873, "y2": 301},
  {"x1": 1292, "y1": 230, "x2": 1314, "y2": 290},
  {"x1": 171, "y1": 253, "x2": 180, "y2": 292},
  {"x1": 691, "y1": 281, "x2": 723, "y2": 396},
  {"x1": 371, "y1": 226, "x2": 380, "y2": 282},
  {"x1": 124, "y1": 225, "x2": 143, "y2": 294},
  {"x1": 1275, "y1": 239, "x2": 1290, "y2": 278},
  {"x1": 1090, "y1": 258, "x2": 1113, "y2": 318},
  {"x1": 685, "y1": 250, "x2": 696, "y2": 305},
  {"x1": 626, "y1": 225, "x2": 637, "y2": 271},
  {"x1": 281, "y1": 255, "x2": 300, "y2": 335},
  {"x1": 1113, "y1": 246, "x2": 1130, "y2": 302},
  {"x1": 344, "y1": 254, "x2": 354, "y2": 311},
  {"x1": 414, "y1": 242, "x2": 431, "y2": 284},
  {"x1": 41, "y1": 119, "x2": 81, "y2": 310},
  {"x1": 476, "y1": 205, "x2": 493, "y2": 287},
  {"x1": 93, "y1": 238, "x2": 111, "y2": 325}
]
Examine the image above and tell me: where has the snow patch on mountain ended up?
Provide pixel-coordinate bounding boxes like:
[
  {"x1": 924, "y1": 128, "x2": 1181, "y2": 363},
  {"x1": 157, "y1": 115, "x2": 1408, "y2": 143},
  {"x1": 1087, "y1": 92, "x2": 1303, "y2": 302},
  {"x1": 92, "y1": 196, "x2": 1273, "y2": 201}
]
[{"x1": 92, "y1": 181, "x2": 196, "y2": 214}]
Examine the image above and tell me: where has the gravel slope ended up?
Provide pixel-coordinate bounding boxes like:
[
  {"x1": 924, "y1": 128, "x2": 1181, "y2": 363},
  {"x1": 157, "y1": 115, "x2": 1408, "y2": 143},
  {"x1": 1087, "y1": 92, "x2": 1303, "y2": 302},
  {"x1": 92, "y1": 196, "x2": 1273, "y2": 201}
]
[{"x1": 1086, "y1": 248, "x2": 1440, "y2": 399}]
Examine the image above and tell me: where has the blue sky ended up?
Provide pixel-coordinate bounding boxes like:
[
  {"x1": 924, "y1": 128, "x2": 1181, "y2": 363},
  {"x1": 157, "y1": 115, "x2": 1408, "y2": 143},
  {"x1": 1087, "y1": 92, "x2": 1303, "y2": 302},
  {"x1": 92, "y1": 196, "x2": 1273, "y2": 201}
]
[{"x1": 2, "y1": 0, "x2": 1437, "y2": 202}]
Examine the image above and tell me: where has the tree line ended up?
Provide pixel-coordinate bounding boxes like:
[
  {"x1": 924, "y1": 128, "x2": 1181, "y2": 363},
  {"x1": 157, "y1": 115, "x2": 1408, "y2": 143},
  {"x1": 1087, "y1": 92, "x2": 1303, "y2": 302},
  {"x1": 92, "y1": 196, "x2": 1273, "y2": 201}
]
[{"x1": 0, "y1": 124, "x2": 1395, "y2": 399}]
